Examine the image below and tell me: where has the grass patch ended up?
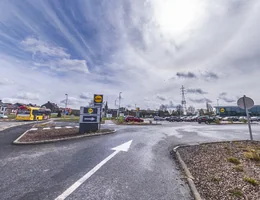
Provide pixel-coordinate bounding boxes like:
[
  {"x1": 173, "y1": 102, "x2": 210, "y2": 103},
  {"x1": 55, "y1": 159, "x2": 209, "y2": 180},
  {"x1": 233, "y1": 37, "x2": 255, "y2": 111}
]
[
  {"x1": 244, "y1": 149, "x2": 260, "y2": 161},
  {"x1": 227, "y1": 157, "x2": 241, "y2": 165},
  {"x1": 7, "y1": 114, "x2": 16, "y2": 119},
  {"x1": 243, "y1": 177, "x2": 259, "y2": 186},
  {"x1": 211, "y1": 176, "x2": 221, "y2": 183},
  {"x1": 233, "y1": 165, "x2": 244, "y2": 172},
  {"x1": 229, "y1": 188, "x2": 244, "y2": 198}
]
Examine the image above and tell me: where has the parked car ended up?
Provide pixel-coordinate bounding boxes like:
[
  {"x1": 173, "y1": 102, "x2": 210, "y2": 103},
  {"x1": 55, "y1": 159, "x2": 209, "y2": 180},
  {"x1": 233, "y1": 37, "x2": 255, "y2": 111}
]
[
  {"x1": 198, "y1": 116, "x2": 216, "y2": 124},
  {"x1": 0, "y1": 114, "x2": 8, "y2": 119},
  {"x1": 125, "y1": 116, "x2": 144, "y2": 123},
  {"x1": 169, "y1": 116, "x2": 181, "y2": 122},
  {"x1": 154, "y1": 116, "x2": 164, "y2": 121}
]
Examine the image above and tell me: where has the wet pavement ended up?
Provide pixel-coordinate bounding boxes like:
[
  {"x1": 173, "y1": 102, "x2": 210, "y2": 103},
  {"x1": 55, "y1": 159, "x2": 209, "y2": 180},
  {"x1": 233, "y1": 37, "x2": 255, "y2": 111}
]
[{"x1": 1, "y1": 121, "x2": 260, "y2": 200}]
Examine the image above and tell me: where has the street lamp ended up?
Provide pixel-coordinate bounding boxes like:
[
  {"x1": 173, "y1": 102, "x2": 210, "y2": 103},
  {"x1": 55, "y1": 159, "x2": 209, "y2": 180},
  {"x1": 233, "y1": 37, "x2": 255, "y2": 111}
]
[
  {"x1": 118, "y1": 92, "x2": 122, "y2": 118},
  {"x1": 65, "y1": 94, "x2": 68, "y2": 114}
]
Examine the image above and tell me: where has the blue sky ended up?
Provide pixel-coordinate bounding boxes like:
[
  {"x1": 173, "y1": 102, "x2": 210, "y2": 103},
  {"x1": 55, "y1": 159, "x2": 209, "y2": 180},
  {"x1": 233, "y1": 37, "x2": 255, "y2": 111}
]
[{"x1": 1, "y1": 0, "x2": 260, "y2": 109}]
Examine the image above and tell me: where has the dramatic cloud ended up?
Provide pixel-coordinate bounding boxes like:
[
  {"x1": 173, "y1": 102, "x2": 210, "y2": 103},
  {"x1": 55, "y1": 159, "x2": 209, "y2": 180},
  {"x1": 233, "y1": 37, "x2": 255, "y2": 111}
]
[
  {"x1": 218, "y1": 92, "x2": 236, "y2": 103},
  {"x1": 156, "y1": 95, "x2": 166, "y2": 101},
  {"x1": 79, "y1": 93, "x2": 92, "y2": 100},
  {"x1": 176, "y1": 72, "x2": 196, "y2": 79},
  {"x1": 201, "y1": 72, "x2": 219, "y2": 81},
  {"x1": 189, "y1": 98, "x2": 212, "y2": 103},
  {"x1": 1, "y1": 1, "x2": 260, "y2": 109},
  {"x1": 187, "y1": 88, "x2": 207, "y2": 94}
]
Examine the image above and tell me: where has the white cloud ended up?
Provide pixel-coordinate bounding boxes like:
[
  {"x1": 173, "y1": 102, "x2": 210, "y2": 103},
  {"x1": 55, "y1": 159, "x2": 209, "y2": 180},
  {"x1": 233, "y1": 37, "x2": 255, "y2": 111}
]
[
  {"x1": 21, "y1": 37, "x2": 70, "y2": 58},
  {"x1": 14, "y1": 92, "x2": 40, "y2": 100}
]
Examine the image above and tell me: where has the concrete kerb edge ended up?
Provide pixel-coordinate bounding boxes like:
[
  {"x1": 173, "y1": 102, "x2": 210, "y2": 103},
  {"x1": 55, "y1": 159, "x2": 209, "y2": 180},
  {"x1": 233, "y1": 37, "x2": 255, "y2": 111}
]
[
  {"x1": 173, "y1": 145, "x2": 202, "y2": 200},
  {"x1": 13, "y1": 129, "x2": 116, "y2": 145}
]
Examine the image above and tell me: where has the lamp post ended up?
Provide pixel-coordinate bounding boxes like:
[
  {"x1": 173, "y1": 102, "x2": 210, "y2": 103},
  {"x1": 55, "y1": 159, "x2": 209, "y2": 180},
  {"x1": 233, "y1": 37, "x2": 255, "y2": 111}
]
[
  {"x1": 118, "y1": 92, "x2": 122, "y2": 118},
  {"x1": 65, "y1": 94, "x2": 68, "y2": 115}
]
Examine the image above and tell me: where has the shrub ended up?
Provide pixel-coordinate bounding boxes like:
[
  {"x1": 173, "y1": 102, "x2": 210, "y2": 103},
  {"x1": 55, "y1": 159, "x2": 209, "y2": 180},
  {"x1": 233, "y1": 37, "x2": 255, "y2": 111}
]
[
  {"x1": 233, "y1": 165, "x2": 244, "y2": 172},
  {"x1": 243, "y1": 177, "x2": 259, "y2": 186},
  {"x1": 227, "y1": 157, "x2": 241, "y2": 165},
  {"x1": 244, "y1": 149, "x2": 260, "y2": 161},
  {"x1": 229, "y1": 188, "x2": 243, "y2": 198}
]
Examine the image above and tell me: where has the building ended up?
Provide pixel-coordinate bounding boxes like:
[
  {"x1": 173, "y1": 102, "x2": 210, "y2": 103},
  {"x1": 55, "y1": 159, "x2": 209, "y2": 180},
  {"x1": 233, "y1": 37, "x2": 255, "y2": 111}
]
[
  {"x1": 41, "y1": 101, "x2": 60, "y2": 112},
  {"x1": 215, "y1": 105, "x2": 260, "y2": 116}
]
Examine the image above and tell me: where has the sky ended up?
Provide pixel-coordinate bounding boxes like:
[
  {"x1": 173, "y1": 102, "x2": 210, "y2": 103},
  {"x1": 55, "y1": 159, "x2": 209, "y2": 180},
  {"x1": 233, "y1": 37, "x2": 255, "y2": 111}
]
[{"x1": 1, "y1": 0, "x2": 260, "y2": 110}]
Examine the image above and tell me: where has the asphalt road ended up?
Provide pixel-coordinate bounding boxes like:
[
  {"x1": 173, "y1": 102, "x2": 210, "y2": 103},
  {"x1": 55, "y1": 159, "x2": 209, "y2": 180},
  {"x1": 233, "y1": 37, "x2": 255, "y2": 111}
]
[
  {"x1": 0, "y1": 121, "x2": 34, "y2": 131},
  {"x1": 1, "y1": 121, "x2": 260, "y2": 200}
]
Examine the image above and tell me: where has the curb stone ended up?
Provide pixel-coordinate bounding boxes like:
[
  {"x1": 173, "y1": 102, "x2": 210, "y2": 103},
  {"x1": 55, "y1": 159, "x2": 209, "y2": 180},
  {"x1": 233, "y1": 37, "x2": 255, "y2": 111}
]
[
  {"x1": 13, "y1": 129, "x2": 116, "y2": 145},
  {"x1": 174, "y1": 146, "x2": 202, "y2": 200}
]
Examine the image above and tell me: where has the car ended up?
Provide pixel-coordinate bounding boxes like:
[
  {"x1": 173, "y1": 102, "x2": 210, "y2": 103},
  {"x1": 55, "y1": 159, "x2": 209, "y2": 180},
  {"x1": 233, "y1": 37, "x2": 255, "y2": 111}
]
[
  {"x1": 0, "y1": 114, "x2": 8, "y2": 119},
  {"x1": 125, "y1": 116, "x2": 144, "y2": 123},
  {"x1": 154, "y1": 116, "x2": 164, "y2": 121},
  {"x1": 198, "y1": 116, "x2": 216, "y2": 124},
  {"x1": 169, "y1": 116, "x2": 181, "y2": 122}
]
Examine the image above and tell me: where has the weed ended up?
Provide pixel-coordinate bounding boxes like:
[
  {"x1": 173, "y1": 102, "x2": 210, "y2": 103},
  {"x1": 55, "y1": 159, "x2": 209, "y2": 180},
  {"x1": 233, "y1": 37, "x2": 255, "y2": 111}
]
[
  {"x1": 244, "y1": 149, "x2": 260, "y2": 161},
  {"x1": 227, "y1": 157, "x2": 241, "y2": 165},
  {"x1": 211, "y1": 176, "x2": 221, "y2": 183},
  {"x1": 229, "y1": 188, "x2": 243, "y2": 198},
  {"x1": 233, "y1": 165, "x2": 244, "y2": 172},
  {"x1": 243, "y1": 177, "x2": 259, "y2": 186}
]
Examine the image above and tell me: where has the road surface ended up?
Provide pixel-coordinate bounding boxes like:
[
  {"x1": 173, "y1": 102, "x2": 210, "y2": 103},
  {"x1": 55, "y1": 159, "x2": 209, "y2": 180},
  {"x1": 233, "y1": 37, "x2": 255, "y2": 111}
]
[{"x1": 1, "y1": 122, "x2": 260, "y2": 200}]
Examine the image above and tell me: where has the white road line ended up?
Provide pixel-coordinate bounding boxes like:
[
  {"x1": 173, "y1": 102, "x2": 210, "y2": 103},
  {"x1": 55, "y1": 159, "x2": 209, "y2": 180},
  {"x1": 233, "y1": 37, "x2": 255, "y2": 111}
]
[
  {"x1": 75, "y1": 125, "x2": 79, "y2": 128},
  {"x1": 55, "y1": 140, "x2": 133, "y2": 200},
  {"x1": 65, "y1": 126, "x2": 73, "y2": 129},
  {"x1": 43, "y1": 127, "x2": 51, "y2": 130},
  {"x1": 30, "y1": 128, "x2": 38, "y2": 131},
  {"x1": 55, "y1": 127, "x2": 62, "y2": 129}
]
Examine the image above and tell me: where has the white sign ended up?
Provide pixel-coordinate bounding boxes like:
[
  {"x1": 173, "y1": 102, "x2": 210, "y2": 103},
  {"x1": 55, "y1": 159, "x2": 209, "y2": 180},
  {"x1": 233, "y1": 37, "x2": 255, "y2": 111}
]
[
  {"x1": 120, "y1": 113, "x2": 124, "y2": 117},
  {"x1": 237, "y1": 96, "x2": 254, "y2": 110},
  {"x1": 106, "y1": 114, "x2": 112, "y2": 118}
]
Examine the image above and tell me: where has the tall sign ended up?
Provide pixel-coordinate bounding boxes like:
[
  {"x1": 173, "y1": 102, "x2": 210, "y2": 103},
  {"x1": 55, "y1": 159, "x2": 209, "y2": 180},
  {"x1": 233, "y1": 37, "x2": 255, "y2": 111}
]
[
  {"x1": 93, "y1": 94, "x2": 104, "y2": 129},
  {"x1": 79, "y1": 106, "x2": 100, "y2": 133},
  {"x1": 237, "y1": 95, "x2": 254, "y2": 140}
]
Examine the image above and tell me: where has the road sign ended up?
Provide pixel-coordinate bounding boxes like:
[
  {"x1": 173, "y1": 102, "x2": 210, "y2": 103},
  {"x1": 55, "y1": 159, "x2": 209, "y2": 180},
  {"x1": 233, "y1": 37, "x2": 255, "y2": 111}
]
[
  {"x1": 237, "y1": 95, "x2": 254, "y2": 140},
  {"x1": 220, "y1": 108, "x2": 225, "y2": 113},
  {"x1": 80, "y1": 115, "x2": 99, "y2": 123},
  {"x1": 237, "y1": 96, "x2": 254, "y2": 109},
  {"x1": 94, "y1": 94, "x2": 103, "y2": 104},
  {"x1": 80, "y1": 107, "x2": 99, "y2": 115}
]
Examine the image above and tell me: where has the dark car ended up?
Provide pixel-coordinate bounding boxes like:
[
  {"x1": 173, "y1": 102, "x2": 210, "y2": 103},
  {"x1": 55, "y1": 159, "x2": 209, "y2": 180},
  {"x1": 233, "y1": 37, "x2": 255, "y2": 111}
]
[
  {"x1": 125, "y1": 116, "x2": 144, "y2": 123},
  {"x1": 169, "y1": 116, "x2": 182, "y2": 122},
  {"x1": 198, "y1": 116, "x2": 216, "y2": 124}
]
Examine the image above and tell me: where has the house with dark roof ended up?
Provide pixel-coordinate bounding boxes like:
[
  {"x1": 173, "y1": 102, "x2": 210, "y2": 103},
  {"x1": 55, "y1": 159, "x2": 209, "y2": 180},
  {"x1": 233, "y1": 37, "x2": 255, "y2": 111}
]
[{"x1": 41, "y1": 101, "x2": 60, "y2": 112}]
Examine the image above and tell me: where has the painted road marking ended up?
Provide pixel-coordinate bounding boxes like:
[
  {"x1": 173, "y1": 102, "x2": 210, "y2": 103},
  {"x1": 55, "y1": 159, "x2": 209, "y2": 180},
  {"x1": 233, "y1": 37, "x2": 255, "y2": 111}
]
[
  {"x1": 55, "y1": 127, "x2": 62, "y2": 129},
  {"x1": 43, "y1": 127, "x2": 51, "y2": 130},
  {"x1": 30, "y1": 128, "x2": 38, "y2": 131},
  {"x1": 55, "y1": 140, "x2": 133, "y2": 200},
  {"x1": 65, "y1": 126, "x2": 73, "y2": 129},
  {"x1": 75, "y1": 125, "x2": 79, "y2": 128}
]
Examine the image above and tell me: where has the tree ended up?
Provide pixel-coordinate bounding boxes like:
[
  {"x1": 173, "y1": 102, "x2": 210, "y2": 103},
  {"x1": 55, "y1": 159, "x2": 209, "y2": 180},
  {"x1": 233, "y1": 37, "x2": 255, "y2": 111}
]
[
  {"x1": 176, "y1": 105, "x2": 183, "y2": 116},
  {"x1": 187, "y1": 106, "x2": 195, "y2": 115},
  {"x1": 198, "y1": 109, "x2": 204, "y2": 116}
]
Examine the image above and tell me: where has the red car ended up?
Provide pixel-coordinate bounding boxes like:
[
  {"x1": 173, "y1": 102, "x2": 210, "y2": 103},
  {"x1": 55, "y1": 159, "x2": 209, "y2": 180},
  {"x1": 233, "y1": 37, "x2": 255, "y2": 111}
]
[{"x1": 125, "y1": 116, "x2": 144, "y2": 123}]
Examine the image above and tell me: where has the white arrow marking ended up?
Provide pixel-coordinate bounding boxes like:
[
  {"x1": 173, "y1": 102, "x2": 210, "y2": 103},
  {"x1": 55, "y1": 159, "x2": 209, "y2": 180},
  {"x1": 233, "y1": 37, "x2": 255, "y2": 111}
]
[{"x1": 55, "y1": 140, "x2": 133, "y2": 200}]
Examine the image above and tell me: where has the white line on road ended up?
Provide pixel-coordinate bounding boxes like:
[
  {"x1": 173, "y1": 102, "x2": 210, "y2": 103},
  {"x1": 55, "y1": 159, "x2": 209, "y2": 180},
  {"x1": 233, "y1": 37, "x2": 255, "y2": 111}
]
[
  {"x1": 30, "y1": 128, "x2": 38, "y2": 131},
  {"x1": 55, "y1": 140, "x2": 133, "y2": 200},
  {"x1": 75, "y1": 125, "x2": 79, "y2": 128},
  {"x1": 43, "y1": 127, "x2": 51, "y2": 130},
  {"x1": 55, "y1": 127, "x2": 62, "y2": 129},
  {"x1": 65, "y1": 126, "x2": 73, "y2": 129}
]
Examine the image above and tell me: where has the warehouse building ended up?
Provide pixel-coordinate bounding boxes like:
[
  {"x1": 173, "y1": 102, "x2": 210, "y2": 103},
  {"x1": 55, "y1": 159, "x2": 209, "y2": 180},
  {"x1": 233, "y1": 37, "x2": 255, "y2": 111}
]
[{"x1": 215, "y1": 105, "x2": 260, "y2": 116}]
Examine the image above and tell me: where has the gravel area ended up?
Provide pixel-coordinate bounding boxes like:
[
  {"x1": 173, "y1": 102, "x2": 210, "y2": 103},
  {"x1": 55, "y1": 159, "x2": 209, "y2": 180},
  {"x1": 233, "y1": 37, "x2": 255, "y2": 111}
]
[
  {"x1": 178, "y1": 141, "x2": 260, "y2": 200},
  {"x1": 18, "y1": 128, "x2": 112, "y2": 142}
]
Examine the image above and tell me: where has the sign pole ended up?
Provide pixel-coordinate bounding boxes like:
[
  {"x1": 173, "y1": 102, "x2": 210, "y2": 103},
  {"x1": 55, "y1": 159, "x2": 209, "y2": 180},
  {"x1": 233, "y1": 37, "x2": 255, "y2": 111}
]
[{"x1": 243, "y1": 95, "x2": 253, "y2": 140}]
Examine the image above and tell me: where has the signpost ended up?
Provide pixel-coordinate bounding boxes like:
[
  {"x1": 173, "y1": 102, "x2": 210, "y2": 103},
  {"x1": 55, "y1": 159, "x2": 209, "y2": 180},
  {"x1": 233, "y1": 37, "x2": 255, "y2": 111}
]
[
  {"x1": 79, "y1": 106, "x2": 100, "y2": 133},
  {"x1": 237, "y1": 95, "x2": 254, "y2": 140}
]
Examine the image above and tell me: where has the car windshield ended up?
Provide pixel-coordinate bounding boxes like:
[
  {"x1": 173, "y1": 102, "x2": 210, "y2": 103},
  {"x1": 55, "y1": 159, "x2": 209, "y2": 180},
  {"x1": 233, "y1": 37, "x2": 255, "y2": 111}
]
[{"x1": 1, "y1": 1, "x2": 260, "y2": 200}]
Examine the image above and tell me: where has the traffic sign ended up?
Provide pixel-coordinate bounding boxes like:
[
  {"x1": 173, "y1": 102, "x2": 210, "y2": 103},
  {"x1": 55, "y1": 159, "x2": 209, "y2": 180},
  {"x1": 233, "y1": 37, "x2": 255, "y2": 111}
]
[
  {"x1": 220, "y1": 108, "x2": 225, "y2": 113},
  {"x1": 80, "y1": 115, "x2": 99, "y2": 123},
  {"x1": 237, "y1": 95, "x2": 254, "y2": 140},
  {"x1": 237, "y1": 96, "x2": 254, "y2": 109},
  {"x1": 94, "y1": 94, "x2": 103, "y2": 104}
]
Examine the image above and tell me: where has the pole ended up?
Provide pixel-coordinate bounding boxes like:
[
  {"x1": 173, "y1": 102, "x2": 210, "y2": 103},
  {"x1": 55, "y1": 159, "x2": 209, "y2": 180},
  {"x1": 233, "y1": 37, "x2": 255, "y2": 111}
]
[
  {"x1": 118, "y1": 92, "x2": 122, "y2": 119},
  {"x1": 243, "y1": 95, "x2": 253, "y2": 140},
  {"x1": 65, "y1": 94, "x2": 68, "y2": 116},
  {"x1": 217, "y1": 99, "x2": 219, "y2": 106}
]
